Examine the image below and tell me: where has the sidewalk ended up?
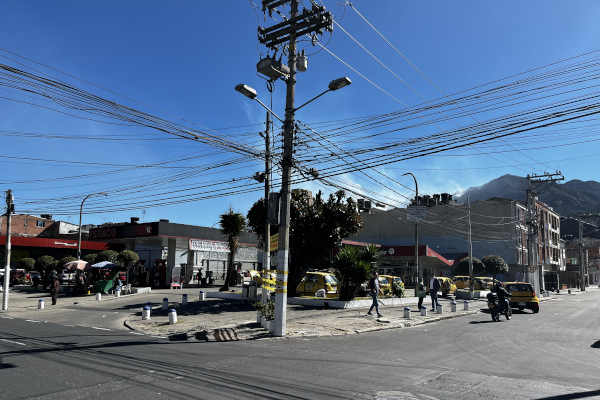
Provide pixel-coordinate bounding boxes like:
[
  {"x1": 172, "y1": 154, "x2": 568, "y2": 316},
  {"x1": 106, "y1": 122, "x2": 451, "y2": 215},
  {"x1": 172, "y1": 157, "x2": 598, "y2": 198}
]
[{"x1": 3, "y1": 284, "x2": 596, "y2": 342}]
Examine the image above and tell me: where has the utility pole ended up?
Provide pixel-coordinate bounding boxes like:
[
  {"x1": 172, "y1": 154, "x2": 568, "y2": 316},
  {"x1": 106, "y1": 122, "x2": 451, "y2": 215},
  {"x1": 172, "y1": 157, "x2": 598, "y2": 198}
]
[
  {"x1": 575, "y1": 215, "x2": 599, "y2": 291},
  {"x1": 402, "y1": 173, "x2": 419, "y2": 289},
  {"x1": 525, "y1": 172, "x2": 564, "y2": 294},
  {"x1": 467, "y1": 197, "x2": 474, "y2": 297},
  {"x1": 258, "y1": 0, "x2": 333, "y2": 337},
  {"x1": 3, "y1": 189, "x2": 14, "y2": 311},
  {"x1": 262, "y1": 110, "x2": 271, "y2": 305}
]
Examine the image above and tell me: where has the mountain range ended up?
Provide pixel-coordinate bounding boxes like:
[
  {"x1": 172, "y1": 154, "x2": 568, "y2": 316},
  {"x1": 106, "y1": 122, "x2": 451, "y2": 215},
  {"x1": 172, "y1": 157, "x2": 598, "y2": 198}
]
[{"x1": 454, "y1": 174, "x2": 600, "y2": 217}]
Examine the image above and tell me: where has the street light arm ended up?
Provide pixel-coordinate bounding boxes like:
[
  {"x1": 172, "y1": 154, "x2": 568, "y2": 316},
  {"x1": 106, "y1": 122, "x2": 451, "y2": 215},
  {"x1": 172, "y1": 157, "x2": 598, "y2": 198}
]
[
  {"x1": 77, "y1": 192, "x2": 108, "y2": 260},
  {"x1": 402, "y1": 172, "x2": 418, "y2": 201},
  {"x1": 254, "y1": 98, "x2": 284, "y2": 123},
  {"x1": 294, "y1": 89, "x2": 331, "y2": 112}
]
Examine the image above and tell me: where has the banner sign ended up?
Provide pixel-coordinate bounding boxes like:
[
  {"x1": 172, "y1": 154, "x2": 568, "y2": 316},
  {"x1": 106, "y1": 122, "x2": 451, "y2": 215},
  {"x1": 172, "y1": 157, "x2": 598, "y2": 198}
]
[
  {"x1": 406, "y1": 206, "x2": 427, "y2": 221},
  {"x1": 189, "y1": 239, "x2": 230, "y2": 253},
  {"x1": 270, "y1": 234, "x2": 279, "y2": 252}
]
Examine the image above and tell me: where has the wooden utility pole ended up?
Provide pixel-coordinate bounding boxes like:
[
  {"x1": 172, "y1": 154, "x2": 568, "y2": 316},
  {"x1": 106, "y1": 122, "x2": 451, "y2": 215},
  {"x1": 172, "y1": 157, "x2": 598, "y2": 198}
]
[{"x1": 3, "y1": 190, "x2": 14, "y2": 310}]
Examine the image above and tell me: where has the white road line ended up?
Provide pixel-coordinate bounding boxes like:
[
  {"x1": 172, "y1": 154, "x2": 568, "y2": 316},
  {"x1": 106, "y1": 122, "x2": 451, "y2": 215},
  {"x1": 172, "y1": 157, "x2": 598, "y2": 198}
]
[
  {"x1": 90, "y1": 327, "x2": 111, "y2": 331},
  {"x1": 0, "y1": 316, "x2": 14, "y2": 319},
  {"x1": 25, "y1": 320, "x2": 41, "y2": 323},
  {"x1": 129, "y1": 332, "x2": 145, "y2": 335},
  {"x1": 151, "y1": 336, "x2": 167, "y2": 339},
  {"x1": 0, "y1": 338, "x2": 26, "y2": 346}
]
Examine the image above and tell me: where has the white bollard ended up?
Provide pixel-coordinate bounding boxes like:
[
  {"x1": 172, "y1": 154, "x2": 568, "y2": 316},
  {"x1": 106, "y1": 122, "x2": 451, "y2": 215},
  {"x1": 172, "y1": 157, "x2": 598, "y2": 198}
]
[
  {"x1": 142, "y1": 306, "x2": 151, "y2": 320},
  {"x1": 464, "y1": 300, "x2": 470, "y2": 311},
  {"x1": 403, "y1": 307, "x2": 411, "y2": 318},
  {"x1": 182, "y1": 294, "x2": 188, "y2": 305},
  {"x1": 199, "y1": 290, "x2": 205, "y2": 301},
  {"x1": 451, "y1": 302, "x2": 457, "y2": 312},
  {"x1": 420, "y1": 306, "x2": 427, "y2": 316},
  {"x1": 38, "y1": 299, "x2": 44, "y2": 310},
  {"x1": 146, "y1": 302, "x2": 152, "y2": 315},
  {"x1": 114, "y1": 288, "x2": 120, "y2": 298},
  {"x1": 437, "y1": 304, "x2": 443, "y2": 314},
  {"x1": 162, "y1": 298, "x2": 169, "y2": 310},
  {"x1": 96, "y1": 293, "x2": 102, "y2": 301},
  {"x1": 168, "y1": 309, "x2": 177, "y2": 325}
]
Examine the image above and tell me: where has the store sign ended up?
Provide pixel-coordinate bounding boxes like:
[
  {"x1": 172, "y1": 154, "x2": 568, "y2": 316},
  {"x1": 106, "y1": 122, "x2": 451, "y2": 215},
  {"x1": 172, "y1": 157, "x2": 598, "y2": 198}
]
[
  {"x1": 406, "y1": 206, "x2": 427, "y2": 221},
  {"x1": 189, "y1": 239, "x2": 229, "y2": 253},
  {"x1": 270, "y1": 233, "x2": 279, "y2": 252}
]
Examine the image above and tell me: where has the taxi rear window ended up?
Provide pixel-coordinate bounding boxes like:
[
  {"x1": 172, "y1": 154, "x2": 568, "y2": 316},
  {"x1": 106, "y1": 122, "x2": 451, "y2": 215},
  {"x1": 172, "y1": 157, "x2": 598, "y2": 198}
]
[{"x1": 507, "y1": 284, "x2": 532, "y2": 292}]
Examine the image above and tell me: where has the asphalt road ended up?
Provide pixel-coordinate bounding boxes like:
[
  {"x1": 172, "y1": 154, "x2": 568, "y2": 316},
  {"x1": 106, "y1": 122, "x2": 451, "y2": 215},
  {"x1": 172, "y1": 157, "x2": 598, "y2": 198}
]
[{"x1": 1, "y1": 290, "x2": 598, "y2": 399}]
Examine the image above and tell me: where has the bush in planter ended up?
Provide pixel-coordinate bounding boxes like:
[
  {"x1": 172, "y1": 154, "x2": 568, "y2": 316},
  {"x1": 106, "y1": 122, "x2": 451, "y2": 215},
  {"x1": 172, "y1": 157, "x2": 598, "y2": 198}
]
[
  {"x1": 391, "y1": 280, "x2": 405, "y2": 298},
  {"x1": 253, "y1": 300, "x2": 275, "y2": 321}
]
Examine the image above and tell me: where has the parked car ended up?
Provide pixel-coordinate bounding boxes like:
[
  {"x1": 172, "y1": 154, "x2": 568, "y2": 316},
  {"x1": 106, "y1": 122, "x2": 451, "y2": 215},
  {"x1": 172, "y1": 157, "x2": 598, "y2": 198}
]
[
  {"x1": 296, "y1": 271, "x2": 338, "y2": 297},
  {"x1": 452, "y1": 275, "x2": 470, "y2": 290},
  {"x1": 57, "y1": 269, "x2": 75, "y2": 283},
  {"x1": 474, "y1": 277, "x2": 500, "y2": 290},
  {"x1": 426, "y1": 277, "x2": 457, "y2": 297},
  {"x1": 505, "y1": 282, "x2": 539, "y2": 313},
  {"x1": 250, "y1": 270, "x2": 276, "y2": 288},
  {"x1": 379, "y1": 275, "x2": 404, "y2": 294}
]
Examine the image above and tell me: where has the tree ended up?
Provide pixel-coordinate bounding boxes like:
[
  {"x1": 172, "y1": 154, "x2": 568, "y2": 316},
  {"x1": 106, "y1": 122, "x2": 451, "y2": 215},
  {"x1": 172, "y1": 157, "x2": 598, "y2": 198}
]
[
  {"x1": 19, "y1": 258, "x2": 35, "y2": 271},
  {"x1": 481, "y1": 255, "x2": 509, "y2": 277},
  {"x1": 58, "y1": 256, "x2": 77, "y2": 269},
  {"x1": 118, "y1": 250, "x2": 139, "y2": 284},
  {"x1": 96, "y1": 250, "x2": 118, "y2": 264},
  {"x1": 247, "y1": 189, "x2": 363, "y2": 296},
  {"x1": 219, "y1": 207, "x2": 246, "y2": 292},
  {"x1": 35, "y1": 255, "x2": 55, "y2": 275},
  {"x1": 83, "y1": 253, "x2": 98, "y2": 264},
  {"x1": 452, "y1": 257, "x2": 485, "y2": 276},
  {"x1": 334, "y1": 244, "x2": 378, "y2": 301}
]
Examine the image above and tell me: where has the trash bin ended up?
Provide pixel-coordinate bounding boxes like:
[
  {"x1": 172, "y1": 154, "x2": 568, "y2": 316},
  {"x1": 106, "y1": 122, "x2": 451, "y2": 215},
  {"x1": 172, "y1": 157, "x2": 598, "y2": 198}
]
[
  {"x1": 242, "y1": 284, "x2": 250, "y2": 300},
  {"x1": 200, "y1": 278, "x2": 207, "y2": 287}
]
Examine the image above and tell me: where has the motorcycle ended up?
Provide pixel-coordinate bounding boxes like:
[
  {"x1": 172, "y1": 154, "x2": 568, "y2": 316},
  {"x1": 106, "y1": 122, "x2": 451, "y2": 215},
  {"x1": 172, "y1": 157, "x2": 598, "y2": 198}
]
[{"x1": 487, "y1": 292, "x2": 512, "y2": 322}]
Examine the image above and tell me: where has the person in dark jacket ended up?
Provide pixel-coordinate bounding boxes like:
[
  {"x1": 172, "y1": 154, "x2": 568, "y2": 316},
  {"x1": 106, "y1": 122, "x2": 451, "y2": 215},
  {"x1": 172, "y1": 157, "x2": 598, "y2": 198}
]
[
  {"x1": 51, "y1": 274, "x2": 60, "y2": 305},
  {"x1": 429, "y1": 273, "x2": 441, "y2": 311},
  {"x1": 367, "y1": 272, "x2": 383, "y2": 318},
  {"x1": 491, "y1": 282, "x2": 510, "y2": 312}
]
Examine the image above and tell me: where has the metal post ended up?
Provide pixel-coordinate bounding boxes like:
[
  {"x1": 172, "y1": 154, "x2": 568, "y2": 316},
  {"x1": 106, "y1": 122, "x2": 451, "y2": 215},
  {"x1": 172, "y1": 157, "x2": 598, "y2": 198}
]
[
  {"x1": 274, "y1": 0, "x2": 298, "y2": 338},
  {"x1": 579, "y1": 219, "x2": 585, "y2": 291},
  {"x1": 468, "y1": 197, "x2": 474, "y2": 298},
  {"x1": 402, "y1": 173, "x2": 419, "y2": 289},
  {"x1": 2, "y1": 190, "x2": 13, "y2": 311}
]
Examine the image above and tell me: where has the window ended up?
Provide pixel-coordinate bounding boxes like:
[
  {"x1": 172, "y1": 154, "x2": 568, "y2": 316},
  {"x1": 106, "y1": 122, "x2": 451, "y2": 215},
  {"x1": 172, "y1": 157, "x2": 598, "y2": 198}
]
[{"x1": 36, "y1": 221, "x2": 44, "y2": 227}]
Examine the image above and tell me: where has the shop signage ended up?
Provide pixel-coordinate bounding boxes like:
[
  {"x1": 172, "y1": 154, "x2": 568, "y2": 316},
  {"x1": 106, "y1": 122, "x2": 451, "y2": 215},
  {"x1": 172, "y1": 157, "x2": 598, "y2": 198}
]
[{"x1": 189, "y1": 239, "x2": 230, "y2": 253}]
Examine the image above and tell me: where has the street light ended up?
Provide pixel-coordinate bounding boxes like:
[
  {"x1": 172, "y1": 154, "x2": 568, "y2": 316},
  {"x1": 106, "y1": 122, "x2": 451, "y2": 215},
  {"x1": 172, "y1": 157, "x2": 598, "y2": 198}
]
[
  {"x1": 402, "y1": 173, "x2": 419, "y2": 290},
  {"x1": 77, "y1": 192, "x2": 108, "y2": 260},
  {"x1": 235, "y1": 76, "x2": 351, "y2": 337}
]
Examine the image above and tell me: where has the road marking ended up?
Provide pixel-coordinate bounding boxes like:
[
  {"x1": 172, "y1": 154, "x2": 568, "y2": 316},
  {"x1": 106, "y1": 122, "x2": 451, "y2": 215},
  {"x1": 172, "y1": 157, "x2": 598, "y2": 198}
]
[
  {"x1": 129, "y1": 332, "x2": 145, "y2": 335},
  {"x1": 25, "y1": 320, "x2": 41, "y2": 323},
  {"x1": 0, "y1": 338, "x2": 26, "y2": 346},
  {"x1": 151, "y1": 336, "x2": 167, "y2": 339},
  {"x1": 91, "y1": 327, "x2": 111, "y2": 331},
  {"x1": 0, "y1": 316, "x2": 14, "y2": 319}
]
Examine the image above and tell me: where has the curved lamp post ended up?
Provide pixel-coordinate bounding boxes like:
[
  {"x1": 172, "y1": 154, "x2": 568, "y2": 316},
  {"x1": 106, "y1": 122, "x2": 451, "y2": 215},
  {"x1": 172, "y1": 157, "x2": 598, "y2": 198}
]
[
  {"x1": 77, "y1": 192, "x2": 108, "y2": 260},
  {"x1": 402, "y1": 173, "x2": 419, "y2": 288}
]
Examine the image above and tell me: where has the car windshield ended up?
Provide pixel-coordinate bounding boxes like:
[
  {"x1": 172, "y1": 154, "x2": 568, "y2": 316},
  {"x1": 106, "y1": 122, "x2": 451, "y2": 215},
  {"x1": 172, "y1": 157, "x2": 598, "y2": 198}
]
[
  {"x1": 324, "y1": 275, "x2": 338, "y2": 284},
  {"x1": 507, "y1": 284, "x2": 532, "y2": 292}
]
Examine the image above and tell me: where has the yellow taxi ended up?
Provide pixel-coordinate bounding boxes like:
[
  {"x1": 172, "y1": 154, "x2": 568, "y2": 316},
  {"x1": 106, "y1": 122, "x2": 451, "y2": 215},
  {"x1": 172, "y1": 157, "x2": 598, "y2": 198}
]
[
  {"x1": 504, "y1": 282, "x2": 539, "y2": 313},
  {"x1": 453, "y1": 276, "x2": 470, "y2": 290},
  {"x1": 474, "y1": 277, "x2": 500, "y2": 290},
  {"x1": 249, "y1": 270, "x2": 276, "y2": 288},
  {"x1": 296, "y1": 271, "x2": 339, "y2": 297},
  {"x1": 426, "y1": 277, "x2": 457, "y2": 297},
  {"x1": 380, "y1": 275, "x2": 404, "y2": 295}
]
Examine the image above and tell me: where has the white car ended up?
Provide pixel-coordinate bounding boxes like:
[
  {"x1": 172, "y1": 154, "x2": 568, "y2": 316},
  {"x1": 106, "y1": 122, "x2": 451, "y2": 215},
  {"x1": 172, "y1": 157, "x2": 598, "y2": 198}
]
[{"x1": 57, "y1": 269, "x2": 75, "y2": 283}]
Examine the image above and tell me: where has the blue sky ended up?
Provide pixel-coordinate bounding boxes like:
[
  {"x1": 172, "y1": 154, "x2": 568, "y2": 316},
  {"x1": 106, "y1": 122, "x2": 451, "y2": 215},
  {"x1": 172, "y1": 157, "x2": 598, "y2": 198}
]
[{"x1": 1, "y1": 1, "x2": 599, "y2": 228}]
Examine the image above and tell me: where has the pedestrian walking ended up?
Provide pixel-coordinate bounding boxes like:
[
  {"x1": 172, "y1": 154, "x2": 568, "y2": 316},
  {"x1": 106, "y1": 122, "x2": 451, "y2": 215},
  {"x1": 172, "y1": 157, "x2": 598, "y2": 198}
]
[
  {"x1": 417, "y1": 277, "x2": 426, "y2": 310},
  {"x1": 367, "y1": 272, "x2": 383, "y2": 318},
  {"x1": 429, "y1": 273, "x2": 440, "y2": 311},
  {"x1": 51, "y1": 273, "x2": 60, "y2": 305}
]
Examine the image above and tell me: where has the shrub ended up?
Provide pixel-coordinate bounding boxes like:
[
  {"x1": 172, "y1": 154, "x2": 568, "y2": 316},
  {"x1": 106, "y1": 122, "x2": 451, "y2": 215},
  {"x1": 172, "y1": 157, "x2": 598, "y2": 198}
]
[
  {"x1": 19, "y1": 258, "x2": 35, "y2": 270},
  {"x1": 96, "y1": 250, "x2": 118, "y2": 264},
  {"x1": 391, "y1": 280, "x2": 405, "y2": 298},
  {"x1": 253, "y1": 300, "x2": 275, "y2": 321}
]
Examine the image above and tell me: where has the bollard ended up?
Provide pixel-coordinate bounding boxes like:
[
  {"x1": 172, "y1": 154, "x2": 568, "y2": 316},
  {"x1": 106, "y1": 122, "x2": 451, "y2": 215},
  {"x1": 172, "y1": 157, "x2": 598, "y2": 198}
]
[
  {"x1": 162, "y1": 298, "x2": 169, "y2": 310},
  {"x1": 168, "y1": 309, "x2": 177, "y2": 325},
  {"x1": 114, "y1": 288, "x2": 121, "y2": 298},
  {"x1": 142, "y1": 306, "x2": 151, "y2": 320},
  {"x1": 437, "y1": 304, "x2": 443, "y2": 314},
  {"x1": 96, "y1": 293, "x2": 102, "y2": 301},
  {"x1": 464, "y1": 300, "x2": 470, "y2": 311},
  {"x1": 420, "y1": 306, "x2": 427, "y2": 316},
  {"x1": 199, "y1": 290, "x2": 205, "y2": 301},
  {"x1": 38, "y1": 299, "x2": 44, "y2": 310},
  {"x1": 182, "y1": 294, "x2": 188, "y2": 306},
  {"x1": 451, "y1": 302, "x2": 457, "y2": 312},
  {"x1": 403, "y1": 307, "x2": 411, "y2": 318}
]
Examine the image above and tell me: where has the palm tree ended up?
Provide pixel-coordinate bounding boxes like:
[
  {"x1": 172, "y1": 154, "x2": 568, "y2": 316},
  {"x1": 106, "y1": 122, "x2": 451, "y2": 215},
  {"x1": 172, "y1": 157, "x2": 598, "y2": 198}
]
[{"x1": 219, "y1": 208, "x2": 247, "y2": 292}]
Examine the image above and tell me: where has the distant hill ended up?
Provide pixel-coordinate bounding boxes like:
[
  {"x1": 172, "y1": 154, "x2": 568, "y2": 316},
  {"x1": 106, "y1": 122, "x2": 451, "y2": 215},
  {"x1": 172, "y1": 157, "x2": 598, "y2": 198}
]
[{"x1": 454, "y1": 174, "x2": 600, "y2": 217}]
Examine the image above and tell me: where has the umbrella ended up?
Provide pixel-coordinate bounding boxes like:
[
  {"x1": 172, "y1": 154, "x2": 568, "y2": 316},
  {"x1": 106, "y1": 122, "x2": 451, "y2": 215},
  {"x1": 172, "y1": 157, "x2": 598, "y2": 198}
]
[
  {"x1": 89, "y1": 261, "x2": 120, "y2": 269},
  {"x1": 64, "y1": 260, "x2": 90, "y2": 270}
]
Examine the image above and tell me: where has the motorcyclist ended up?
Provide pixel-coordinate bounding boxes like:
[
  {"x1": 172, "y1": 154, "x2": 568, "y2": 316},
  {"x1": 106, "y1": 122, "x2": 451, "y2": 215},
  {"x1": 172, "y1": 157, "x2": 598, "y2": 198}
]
[{"x1": 491, "y1": 282, "x2": 510, "y2": 313}]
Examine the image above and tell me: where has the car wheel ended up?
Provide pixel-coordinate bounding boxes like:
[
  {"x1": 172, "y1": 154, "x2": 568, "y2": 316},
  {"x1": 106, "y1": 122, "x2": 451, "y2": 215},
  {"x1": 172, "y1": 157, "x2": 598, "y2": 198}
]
[
  {"x1": 532, "y1": 306, "x2": 539, "y2": 314},
  {"x1": 442, "y1": 290, "x2": 448, "y2": 297},
  {"x1": 518, "y1": 307, "x2": 524, "y2": 312}
]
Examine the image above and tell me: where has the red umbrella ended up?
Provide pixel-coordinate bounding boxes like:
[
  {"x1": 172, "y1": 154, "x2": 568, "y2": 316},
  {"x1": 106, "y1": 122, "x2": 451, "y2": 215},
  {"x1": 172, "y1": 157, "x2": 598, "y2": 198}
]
[{"x1": 64, "y1": 260, "x2": 90, "y2": 270}]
